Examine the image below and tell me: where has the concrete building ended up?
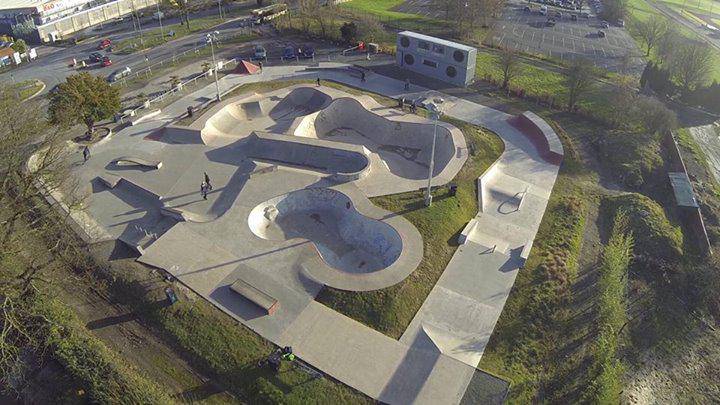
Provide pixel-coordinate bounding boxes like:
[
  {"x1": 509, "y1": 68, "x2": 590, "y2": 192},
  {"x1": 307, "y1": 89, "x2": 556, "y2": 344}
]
[
  {"x1": 0, "y1": 0, "x2": 158, "y2": 43},
  {"x1": 396, "y1": 31, "x2": 477, "y2": 87}
]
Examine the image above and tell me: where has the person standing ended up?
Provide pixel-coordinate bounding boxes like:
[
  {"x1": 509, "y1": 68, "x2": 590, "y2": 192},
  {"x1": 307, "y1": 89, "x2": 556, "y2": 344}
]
[
  {"x1": 200, "y1": 181, "x2": 209, "y2": 200},
  {"x1": 404, "y1": 78, "x2": 410, "y2": 91},
  {"x1": 204, "y1": 172, "x2": 212, "y2": 191},
  {"x1": 316, "y1": 76, "x2": 321, "y2": 87},
  {"x1": 361, "y1": 71, "x2": 366, "y2": 82},
  {"x1": 82, "y1": 145, "x2": 90, "y2": 162}
]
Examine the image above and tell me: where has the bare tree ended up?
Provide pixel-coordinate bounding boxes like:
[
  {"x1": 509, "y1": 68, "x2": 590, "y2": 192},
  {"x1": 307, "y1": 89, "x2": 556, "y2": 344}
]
[
  {"x1": 565, "y1": 58, "x2": 596, "y2": 111},
  {"x1": 668, "y1": 40, "x2": 713, "y2": 92},
  {"x1": 630, "y1": 15, "x2": 669, "y2": 57},
  {"x1": 497, "y1": 47, "x2": 523, "y2": 89}
]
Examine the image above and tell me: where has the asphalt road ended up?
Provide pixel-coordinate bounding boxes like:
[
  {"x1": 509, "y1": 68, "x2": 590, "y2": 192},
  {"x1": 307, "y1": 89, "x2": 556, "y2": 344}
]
[{"x1": 0, "y1": 7, "x2": 254, "y2": 95}]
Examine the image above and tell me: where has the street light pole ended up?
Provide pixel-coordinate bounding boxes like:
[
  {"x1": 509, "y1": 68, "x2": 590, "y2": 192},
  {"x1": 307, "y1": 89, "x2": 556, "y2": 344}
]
[
  {"x1": 208, "y1": 32, "x2": 221, "y2": 102},
  {"x1": 217, "y1": 0, "x2": 224, "y2": 20},
  {"x1": 424, "y1": 102, "x2": 441, "y2": 207},
  {"x1": 156, "y1": 1, "x2": 164, "y2": 39}
]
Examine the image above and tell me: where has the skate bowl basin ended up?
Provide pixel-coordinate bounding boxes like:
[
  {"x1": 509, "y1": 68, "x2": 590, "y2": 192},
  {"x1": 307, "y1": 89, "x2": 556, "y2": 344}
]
[{"x1": 248, "y1": 187, "x2": 422, "y2": 291}]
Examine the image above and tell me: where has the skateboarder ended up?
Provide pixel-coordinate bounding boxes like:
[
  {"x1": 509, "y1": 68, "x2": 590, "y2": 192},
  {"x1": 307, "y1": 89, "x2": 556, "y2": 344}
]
[
  {"x1": 361, "y1": 71, "x2": 366, "y2": 82},
  {"x1": 200, "y1": 181, "x2": 209, "y2": 200},
  {"x1": 82, "y1": 145, "x2": 90, "y2": 162},
  {"x1": 316, "y1": 76, "x2": 321, "y2": 87},
  {"x1": 204, "y1": 172, "x2": 212, "y2": 191}
]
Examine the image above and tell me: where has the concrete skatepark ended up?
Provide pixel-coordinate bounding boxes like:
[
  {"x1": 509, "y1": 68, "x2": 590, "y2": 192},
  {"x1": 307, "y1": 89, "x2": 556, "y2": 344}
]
[{"x1": 47, "y1": 63, "x2": 563, "y2": 404}]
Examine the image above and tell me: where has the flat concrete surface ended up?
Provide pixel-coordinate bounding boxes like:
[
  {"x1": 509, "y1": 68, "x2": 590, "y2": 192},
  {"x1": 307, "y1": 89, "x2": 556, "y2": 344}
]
[{"x1": 54, "y1": 62, "x2": 562, "y2": 404}]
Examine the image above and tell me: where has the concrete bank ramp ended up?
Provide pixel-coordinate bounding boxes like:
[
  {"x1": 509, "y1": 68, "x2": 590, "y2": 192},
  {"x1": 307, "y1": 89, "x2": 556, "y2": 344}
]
[
  {"x1": 297, "y1": 97, "x2": 458, "y2": 179},
  {"x1": 269, "y1": 86, "x2": 332, "y2": 120}
]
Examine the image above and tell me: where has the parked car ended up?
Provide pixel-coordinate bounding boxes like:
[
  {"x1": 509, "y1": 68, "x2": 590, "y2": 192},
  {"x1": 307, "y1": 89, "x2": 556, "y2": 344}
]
[
  {"x1": 282, "y1": 46, "x2": 296, "y2": 60},
  {"x1": 152, "y1": 11, "x2": 164, "y2": 20},
  {"x1": 88, "y1": 52, "x2": 103, "y2": 63},
  {"x1": 102, "y1": 56, "x2": 112, "y2": 67},
  {"x1": 546, "y1": 18, "x2": 557, "y2": 26},
  {"x1": 108, "y1": 66, "x2": 131, "y2": 82},
  {"x1": 571, "y1": 13, "x2": 578, "y2": 21},
  {"x1": 524, "y1": 5, "x2": 531, "y2": 11},
  {"x1": 97, "y1": 38, "x2": 112, "y2": 50},
  {"x1": 540, "y1": 5, "x2": 548, "y2": 14},
  {"x1": 600, "y1": 21, "x2": 610, "y2": 28},
  {"x1": 598, "y1": 30, "x2": 606, "y2": 37},
  {"x1": 616, "y1": 19, "x2": 625, "y2": 27},
  {"x1": 252, "y1": 45, "x2": 267, "y2": 60},
  {"x1": 299, "y1": 45, "x2": 315, "y2": 59}
]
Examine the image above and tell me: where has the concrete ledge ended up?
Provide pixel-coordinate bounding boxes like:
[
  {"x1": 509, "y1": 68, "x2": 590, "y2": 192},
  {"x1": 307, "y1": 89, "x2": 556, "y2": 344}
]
[
  {"x1": 508, "y1": 111, "x2": 563, "y2": 165},
  {"x1": 130, "y1": 109, "x2": 162, "y2": 126},
  {"x1": 230, "y1": 279, "x2": 280, "y2": 316},
  {"x1": 97, "y1": 173, "x2": 122, "y2": 188},
  {"x1": 115, "y1": 156, "x2": 163, "y2": 169}
]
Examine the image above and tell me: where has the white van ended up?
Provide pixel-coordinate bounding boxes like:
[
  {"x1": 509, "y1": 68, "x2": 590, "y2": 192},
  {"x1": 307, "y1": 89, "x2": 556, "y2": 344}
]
[{"x1": 540, "y1": 5, "x2": 548, "y2": 15}]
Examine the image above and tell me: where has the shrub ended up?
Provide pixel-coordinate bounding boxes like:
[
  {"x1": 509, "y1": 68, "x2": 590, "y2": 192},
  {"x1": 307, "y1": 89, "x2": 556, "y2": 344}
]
[
  {"x1": 604, "y1": 193, "x2": 683, "y2": 262},
  {"x1": 595, "y1": 130, "x2": 664, "y2": 190}
]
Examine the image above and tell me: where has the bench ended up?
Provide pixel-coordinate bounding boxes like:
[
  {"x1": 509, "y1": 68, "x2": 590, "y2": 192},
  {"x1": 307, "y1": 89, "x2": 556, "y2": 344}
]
[{"x1": 230, "y1": 279, "x2": 279, "y2": 315}]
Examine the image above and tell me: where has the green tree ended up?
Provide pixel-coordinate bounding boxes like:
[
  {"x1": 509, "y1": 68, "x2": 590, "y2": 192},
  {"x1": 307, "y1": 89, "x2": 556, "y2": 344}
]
[
  {"x1": 48, "y1": 73, "x2": 120, "y2": 135},
  {"x1": 11, "y1": 39, "x2": 27, "y2": 54},
  {"x1": 165, "y1": 0, "x2": 192, "y2": 29},
  {"x1": 630, "y1": 15, "x2": 669, "y2": 57}
]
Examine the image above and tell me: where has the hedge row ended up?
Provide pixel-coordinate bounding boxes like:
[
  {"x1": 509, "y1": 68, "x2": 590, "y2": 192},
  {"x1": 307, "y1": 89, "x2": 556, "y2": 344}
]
[{"x1": 585, "y1": 213, "x2": 634, "y2": 403}]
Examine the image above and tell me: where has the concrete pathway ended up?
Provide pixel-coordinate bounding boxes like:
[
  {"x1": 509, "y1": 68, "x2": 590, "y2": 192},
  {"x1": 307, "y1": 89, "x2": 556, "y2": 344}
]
[{"x1": 61, "y1": 62, "x2": 561, "y2": 403}]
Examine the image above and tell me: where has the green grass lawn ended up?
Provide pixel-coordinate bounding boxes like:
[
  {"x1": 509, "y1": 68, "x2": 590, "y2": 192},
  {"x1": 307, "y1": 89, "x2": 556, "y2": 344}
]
[
  {"x1": 658, "y1": 0, "x2": 720, "y2": 16},
  {"x1": 12, "y1": 79, "x2": 43, "y2": 100},
  {"x1": 626, "y1": 0, "x2": 720, "y2": 83},
  {"x1": 317, "y1": 117, "x2": 504, "y2": 338}
]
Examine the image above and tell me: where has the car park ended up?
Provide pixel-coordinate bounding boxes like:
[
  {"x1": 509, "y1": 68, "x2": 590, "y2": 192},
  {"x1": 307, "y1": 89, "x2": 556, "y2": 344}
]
[{"x1": 108, "y1": 66, "x2": 132, "y2": 82}]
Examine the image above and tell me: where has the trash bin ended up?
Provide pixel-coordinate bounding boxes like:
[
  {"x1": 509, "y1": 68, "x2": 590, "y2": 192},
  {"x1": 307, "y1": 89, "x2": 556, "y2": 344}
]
[
  {"x1": 187, "y1": 106, "x2": 193, "y2": 118},
  {"x1": 448, "y1": 183, "x2": 457, "y2": 197},
  {"x1": 165, "y1": 287, "x2": 178, "y2": 305}
]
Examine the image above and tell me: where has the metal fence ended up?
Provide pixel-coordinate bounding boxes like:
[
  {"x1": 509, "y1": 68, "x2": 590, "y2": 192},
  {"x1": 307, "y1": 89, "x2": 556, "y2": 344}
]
[{"x1": 118, "y1": 57, "x2": 238, "y2": 122}]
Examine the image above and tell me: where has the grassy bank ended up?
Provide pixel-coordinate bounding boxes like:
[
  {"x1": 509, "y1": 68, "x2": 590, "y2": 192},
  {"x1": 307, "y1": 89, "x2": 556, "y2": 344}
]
[
  {"x1": 115, "y1": 15, "x2": 226, "y2": 54},
  {"x1": 317, "y1": 118, "x2": 504, "y2": 338}
]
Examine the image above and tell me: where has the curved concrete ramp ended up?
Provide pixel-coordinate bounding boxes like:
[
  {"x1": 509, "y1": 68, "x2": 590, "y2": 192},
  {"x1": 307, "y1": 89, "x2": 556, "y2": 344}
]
[
  {"x1": 268, "y1": 87, "x2": 332, "y2": 120},
  {"x1": 249, "y1": 187, "x2": 402, "y2": 273},
  {"x1": 114, "y1": 156, "x2": 163, "y2": 169},
  {"x1": 295, "y1": 97, "x2": 463, "y2": 180}
]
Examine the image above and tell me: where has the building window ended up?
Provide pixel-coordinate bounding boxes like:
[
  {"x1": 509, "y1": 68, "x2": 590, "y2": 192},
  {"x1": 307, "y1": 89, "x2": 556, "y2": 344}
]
[
  {"x1": 432, "y1": 44, "x2": 445, "y2": 54},
  {"x1": 418, "y1": 41, "x2": 430, "y2": 50},
  {"x1": 423, "y1": 59, "x2": 437, "y2": 68}
]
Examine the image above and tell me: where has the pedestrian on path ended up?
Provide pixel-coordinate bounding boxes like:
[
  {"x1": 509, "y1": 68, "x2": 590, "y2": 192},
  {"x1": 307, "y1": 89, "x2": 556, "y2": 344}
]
[
  {"x1": 404, "y1": 78, "x2": 410, "y2": 91},
  {"x1": 200, "y1": 181, "x2": 209, "y2": 200},
  {"x1": 410, "y1": 100, "x2": 417, "y2": 114},
  {"x1": 316, "y1": 76, "x2": 321, "y2": 87},
  {"x1": 82, "y1": 145, "x2": 90, "y2": 162},
  {"x1": 204, "y1": 172, "x2": 213, "y2": 191},
  {"x1": 361, "y1": 71, "x2": 366, "y2": 82},
  {"x1": 398, "y1": 97, "x2": 404, "y2": 110}
]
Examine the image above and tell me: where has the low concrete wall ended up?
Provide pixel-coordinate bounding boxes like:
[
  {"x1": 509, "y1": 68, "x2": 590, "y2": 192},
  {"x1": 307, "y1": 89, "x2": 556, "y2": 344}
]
[
  {"x1": 246, "y1": 131, "x2": 371, "y2": 181},
  {"x1": 508, "y1": 111, "x2": 564, "y2": 165},
  {"x1": 664, "y1": 131, "x2": 713, "y2": 255}
]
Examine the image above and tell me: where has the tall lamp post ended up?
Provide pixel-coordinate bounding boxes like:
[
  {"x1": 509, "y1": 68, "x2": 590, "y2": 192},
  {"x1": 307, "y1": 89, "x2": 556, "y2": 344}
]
[
  {"x1": 424, "y1": 100, "x2": 443, "y2": 207},
  {"x1": 207, "y1": 31, "x2": 221, "y2": 102},
  {"x1": 156, "y1": 1, "x2": 164, "y2": 39}
]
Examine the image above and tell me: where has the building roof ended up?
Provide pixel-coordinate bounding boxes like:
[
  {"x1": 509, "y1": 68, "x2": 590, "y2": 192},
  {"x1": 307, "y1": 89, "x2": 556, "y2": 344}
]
[
  {"x1": 398, "y1": 31, "x2": 477, "y2": 52},
  {"x1": 668, "y1": 172, "x2": 699, "y2": 208},
  {"x1": 0, "y1": 47, "x2": 15, "y2": 59}
]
